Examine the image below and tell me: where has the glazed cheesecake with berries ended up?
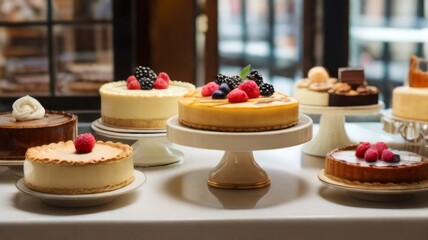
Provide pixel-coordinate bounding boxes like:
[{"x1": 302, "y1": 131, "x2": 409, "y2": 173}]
[
  {"x1": 294, "y1": 66, "x2": 379, "y2": 106},
  {"x1": 392, "y1": 55, "x2": 428, "y2": 121},
  {"x1": 179, "y1": 67, "x2": 299, "y2": 132},
  {"x1": 24, "y1": 133, "x2": 135, "y2": 195},
  {"x1": 0, "y1": 96, "x2": 77, "y2": 160},
  {"x1": 99, "y1": 66, "x2": 195, "y2": 129},
  {"x1": 324, "y1": 142, "x2": 428, "y2": 184}
]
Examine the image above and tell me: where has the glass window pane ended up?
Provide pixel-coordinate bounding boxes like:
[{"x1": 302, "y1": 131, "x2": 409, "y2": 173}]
[
  {"x1": 53, "y1": 0, "x2": 112, "y2": 21},
  {"x1": 0, "y1": 0, "x2": 47, "y2": 22},
  {"x1": 54, "y1": 24, "x2": 113, "y2": 95},
  {"x1": 0, "y1": 27, "x2": 49, "y2": 96}
]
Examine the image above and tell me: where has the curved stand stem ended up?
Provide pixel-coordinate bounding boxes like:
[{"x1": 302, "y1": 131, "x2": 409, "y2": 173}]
[
  {"x1": 207, "y1": 151, "x2": 270, "y2": 189},
  {"x1": 132, "y1": 136, "x2": 184, "y2": 167},
  {"x1": 302, "y1": 112, "x2": 352, "y2": 157}
]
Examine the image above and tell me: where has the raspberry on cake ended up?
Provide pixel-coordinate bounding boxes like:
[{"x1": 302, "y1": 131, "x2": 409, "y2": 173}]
[{"x1": 74, "y1": 133, "x2": 96, "y2": 153}]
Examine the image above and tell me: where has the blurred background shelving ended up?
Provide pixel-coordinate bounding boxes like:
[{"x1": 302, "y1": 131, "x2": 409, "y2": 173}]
[{"x1": 0, "y1": 0, "x2": 427, "y2": 113}]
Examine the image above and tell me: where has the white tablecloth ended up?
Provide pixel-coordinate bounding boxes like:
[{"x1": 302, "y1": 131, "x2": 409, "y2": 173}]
[{"x1": 1, "y1": 123, "x2": 427, "y2": 240}]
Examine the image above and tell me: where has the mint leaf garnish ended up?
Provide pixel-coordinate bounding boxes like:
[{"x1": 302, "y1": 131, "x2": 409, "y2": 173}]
[{"x1": 239, "y1": 64, "x2": 251, "y2": 80}]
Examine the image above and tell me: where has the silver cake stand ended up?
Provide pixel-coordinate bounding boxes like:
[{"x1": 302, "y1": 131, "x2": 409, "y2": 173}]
[
  {"x1": 91, "y1": 119, "x2": 183, "y2": 167},
  {"x1": 166, "y1": 114, "x2": 312, "y2": 189},
  {"x1": 300, "y1": 102, "x2": 384, "y2": 157},
  {"x1": 381, "y1": 109, "x2": 428, "y2": 156}
]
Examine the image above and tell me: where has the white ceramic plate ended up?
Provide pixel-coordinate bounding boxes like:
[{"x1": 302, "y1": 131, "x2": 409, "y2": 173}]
[
  {"x1": 93, "y1": 118, "x2": 166, "y2": 134},
  {"x1": 15, "y1": 170, "x2": 146, "y2": 207},
  {"x1": 318, "y1": 170, "x2": 428, "y2": 201}
]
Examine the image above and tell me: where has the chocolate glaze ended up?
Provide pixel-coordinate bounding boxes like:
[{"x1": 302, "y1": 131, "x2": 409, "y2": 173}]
[{"x1": 0, "y1": 111, "x2": 77, "y2": 160}]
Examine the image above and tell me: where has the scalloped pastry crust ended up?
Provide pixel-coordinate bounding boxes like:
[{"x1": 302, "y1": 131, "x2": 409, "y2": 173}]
[{"x1": 24, "y1": 140, "x2": 135, "y2": 195}]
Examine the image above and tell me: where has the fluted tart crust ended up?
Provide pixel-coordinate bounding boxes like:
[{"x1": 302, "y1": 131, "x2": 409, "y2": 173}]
[{"x1": 324, "y1": 145, "x2": 428, "y2": 185}]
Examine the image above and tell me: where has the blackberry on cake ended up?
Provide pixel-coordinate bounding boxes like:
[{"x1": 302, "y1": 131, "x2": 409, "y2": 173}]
[
  {"x1": 138, "y1": 77, "x2": 154, "y2": 90},
  {"x1": 135, "y1": 66, "x2": 157, "y2": 82},
  {"x1": 214, "y1": 74, "x2": 240, "y2": 89},
  {"x1": 247, "y1": 70, "x2": 264, "y2": 86},
  {"x1": 259, "y1": 83, "x2": 275, "y2": 97}
]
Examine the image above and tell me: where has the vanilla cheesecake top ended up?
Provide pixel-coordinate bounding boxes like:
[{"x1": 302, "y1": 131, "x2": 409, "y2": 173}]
[
  {"x1": 25, "y1": 140, "x2": 132, "y2": 165},
  {"x1": 100, "y1": 81, "x2": 195, "y2": 97}
]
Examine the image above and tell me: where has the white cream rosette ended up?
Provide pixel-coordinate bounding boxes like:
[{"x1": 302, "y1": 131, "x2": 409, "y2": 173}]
[{"x1": 12, "y1": 95, "x2": 46, "y2": 121}]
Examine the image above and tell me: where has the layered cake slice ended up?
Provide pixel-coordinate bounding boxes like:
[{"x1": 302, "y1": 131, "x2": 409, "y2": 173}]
[{"x1": 293, "y1": 66, "x2": 379, "y2": 106}]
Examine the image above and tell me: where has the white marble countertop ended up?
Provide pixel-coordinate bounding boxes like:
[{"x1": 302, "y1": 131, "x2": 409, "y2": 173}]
[{"x1": 1, "y1": 123, "x2": 428, "y2": 240}]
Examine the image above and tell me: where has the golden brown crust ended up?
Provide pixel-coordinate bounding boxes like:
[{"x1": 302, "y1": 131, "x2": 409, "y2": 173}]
[
  {"x1": 25, "y1": 140, "x2": 133, "y2": 166},
  {"x1": 179, "y1": 119, "x2": 299, "y2": 132},
  {"x1": 324, "y1": 145, "x2": 428, "y2": 184},
  {"x1": 323, "y1": 171, "x2": 428, "y2": 189},
  {"x1": 24, "y1": 175, "x2": 135, "y2": 195},
  {"x1": 101, "y1": 116, "x2": 166, "y2": 130}
]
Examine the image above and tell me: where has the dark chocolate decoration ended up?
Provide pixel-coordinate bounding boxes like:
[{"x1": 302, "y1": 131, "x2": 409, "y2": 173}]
[{"x1": 338, "y1": 67, "x2": 365, "y2": 88}]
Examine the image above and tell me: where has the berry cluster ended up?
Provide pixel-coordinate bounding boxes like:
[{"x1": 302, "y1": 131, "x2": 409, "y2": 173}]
[
  {"x1": 202, "y1": 68, "x2": 275, "y2": 103},
  {"x1": 355, "y1": 142, "x2": 399, "y2": 162},
  {"x1": 74, "y1": 133, "x2": 96, "y2": 153},
  {"x1": 126, "y1": 66, "x2": 170, "y2": 90}
]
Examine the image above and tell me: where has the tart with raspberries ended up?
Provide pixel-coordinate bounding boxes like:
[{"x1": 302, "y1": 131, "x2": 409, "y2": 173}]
[
  {"x1": 178, "y1": 65, "x2": 299, "y2": 132},
  {"x1": 99, "y1": 66, "x2": 195, "y2": 129},
  {"x1": 324, "y1": 142, "x2": 428, "y2": 185}
]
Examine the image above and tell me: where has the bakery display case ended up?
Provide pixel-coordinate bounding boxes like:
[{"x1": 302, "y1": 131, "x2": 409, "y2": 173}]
[
  {"x1": 349, "y1": 0, "x2": 427, "y2": 107},
  {"x1": 218, "y1": 0, "x2": 302, "y2": 94},
  {"x1": 0, "y1": 0, "x2": 113, "y2": 97}
]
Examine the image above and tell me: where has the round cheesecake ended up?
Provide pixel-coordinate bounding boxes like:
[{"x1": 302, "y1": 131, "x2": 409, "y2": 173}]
[
  {"x1": 178, "y1": 88, "x2": 299, "y2": 132},
  {"x1": 100, "y1": 80, "x2": 195, "y2": 129},
  {"x1": 24, "y1": 140, "x2": 134, "y2": 195},
  {"x1": 0, "y1": 111, "x2": 77, "y2": 160},
  {"x1": 324, "y1": 145, "x2": 428, "y2": 184},
  {"x1": 392, "y1": 86, "x2": 428, "y2": 121}
]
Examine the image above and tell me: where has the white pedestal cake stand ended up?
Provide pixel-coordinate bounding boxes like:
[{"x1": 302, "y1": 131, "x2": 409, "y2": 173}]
[
  {"x1": 166, "y1": 114, "x2": 313, "y2": 189},
  {"x1": 91, "y1": 119, "x2": 183, "y2": 167},
  {"x1": 300, "y1": 102, "x2": 383, "y2": 157}
]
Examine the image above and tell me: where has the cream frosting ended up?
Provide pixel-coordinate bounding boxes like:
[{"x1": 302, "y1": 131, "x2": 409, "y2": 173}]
[{"x1": 12, "y1": 95, "x2": 45, "y2": 121}]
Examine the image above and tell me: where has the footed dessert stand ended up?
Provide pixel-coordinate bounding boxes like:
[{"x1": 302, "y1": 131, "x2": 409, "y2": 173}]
[
  {"x1": 166, "y1": 114, "x2": 312, "y2": 189},
  {"x1": 91, "y1": 119, "x2": 183, "y2": 167},
  {"x1": 300, "y1": 102, "x2": 383, "y2": 157},
  {"x1": 381, "y1": 109, "x2": 428, "y2": 156}
]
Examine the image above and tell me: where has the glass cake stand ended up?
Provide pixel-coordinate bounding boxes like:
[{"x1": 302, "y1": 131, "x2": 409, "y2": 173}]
[
  {"x1": 91, "y1": 119, "x2": 184, "y2": 167},
  {"x1": 381, "y1": 109, "x2": 428, "y2": 156},
  {"x1": 300, "y1": 102, "x2": 384, "y2": 157},
  {"x1": 166, "y1": 114, "x2": 313, "y2": 189}
]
